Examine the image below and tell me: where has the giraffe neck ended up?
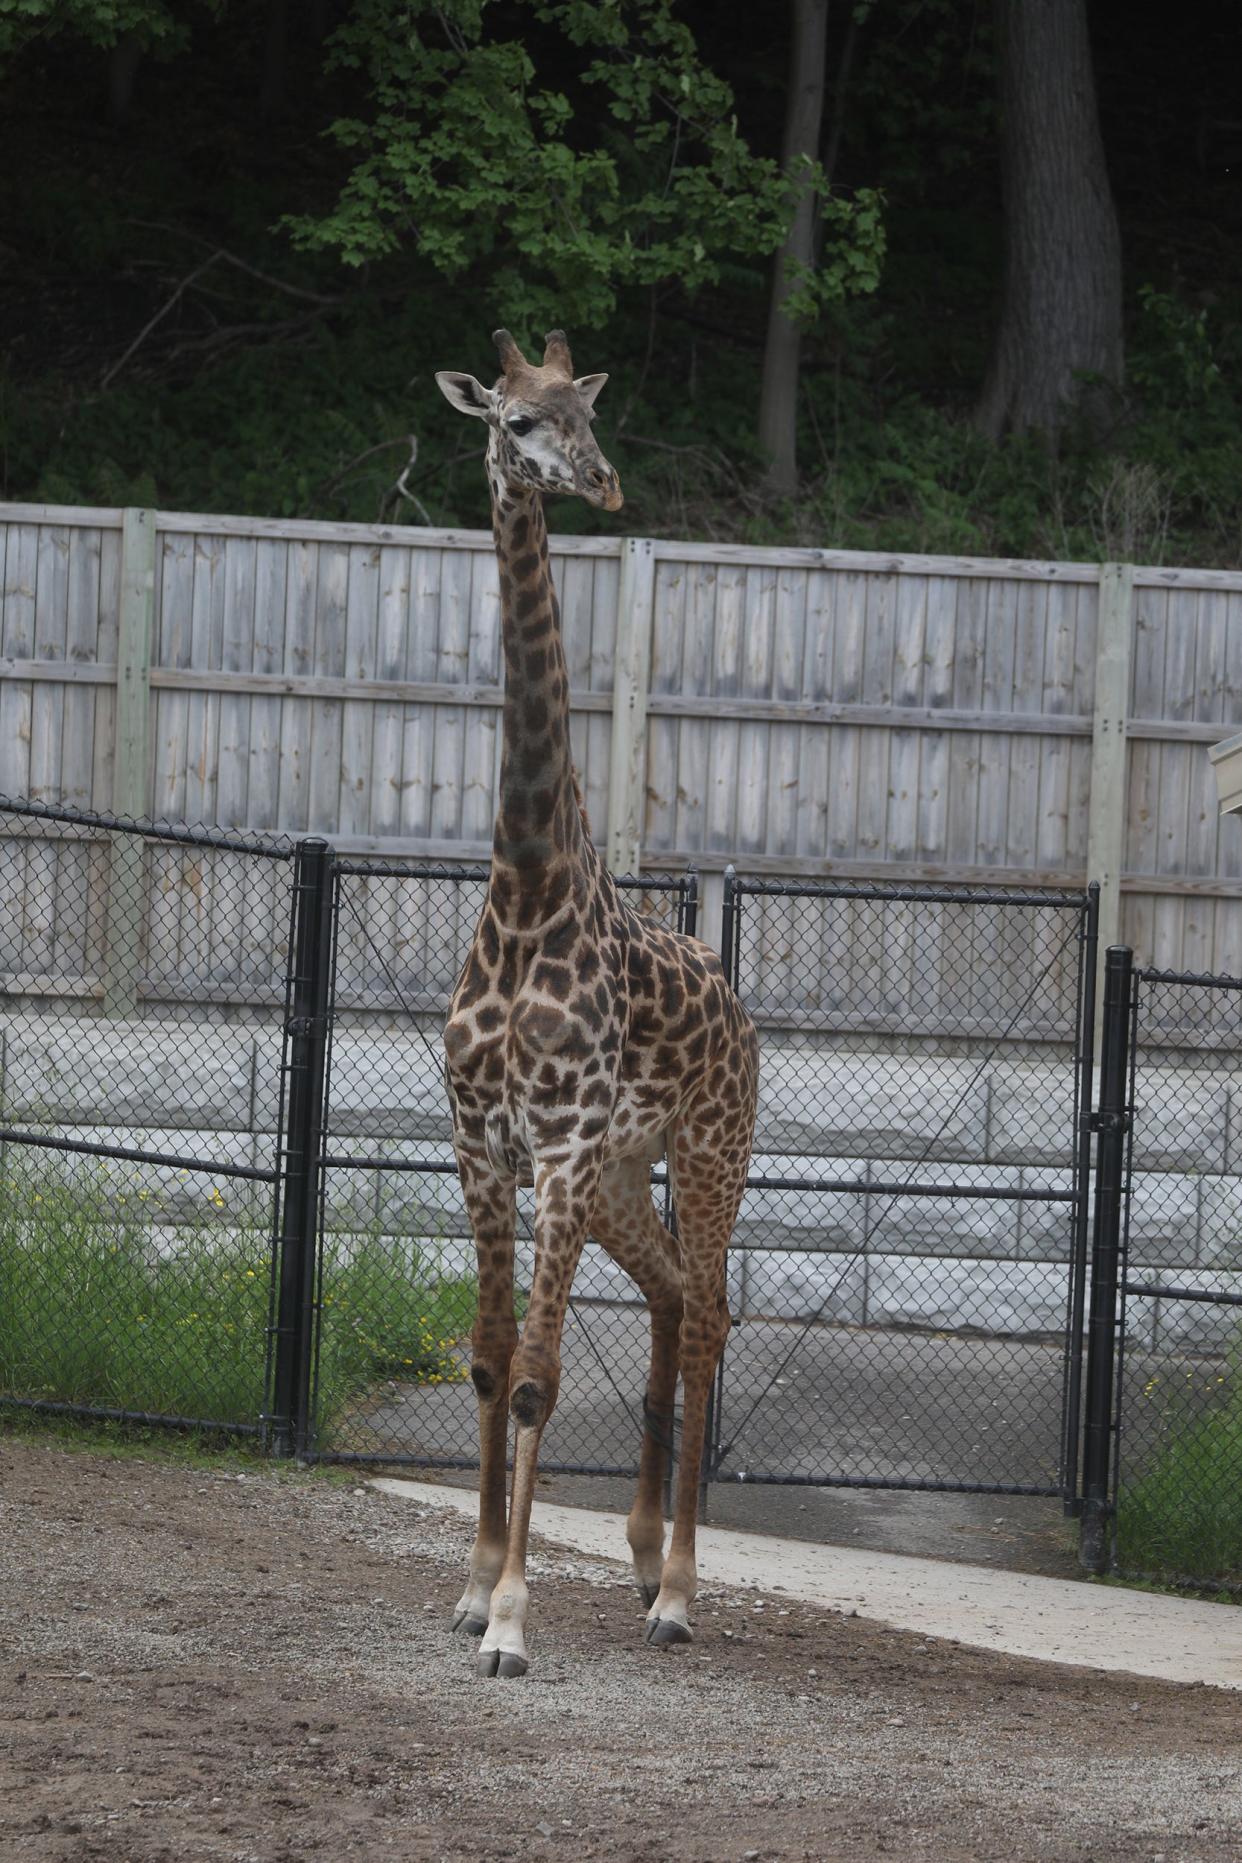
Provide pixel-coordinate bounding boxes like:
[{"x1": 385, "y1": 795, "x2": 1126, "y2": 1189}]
[{"x1": 488, "y1": 465, "x2": 587, "y2": 929}]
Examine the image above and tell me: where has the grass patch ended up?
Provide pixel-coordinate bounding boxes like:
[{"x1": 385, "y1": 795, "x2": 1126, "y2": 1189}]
[
  {"x1": 0, "y1": 1162, "x2": 473, "y2": 1441},
  {"x1": 1116, "y1": 1364, "x2": 1242, "y2": 1584},
  {"x1": 314, "y1": 1236, "x2": 475, "y2": 1444}
]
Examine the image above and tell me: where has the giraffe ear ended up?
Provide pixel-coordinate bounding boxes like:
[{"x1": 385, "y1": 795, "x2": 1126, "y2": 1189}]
[
  {"x1": 435, "y1": 372, "x2": 497, "y2": 420},
  {"x1": 574, "y1": 373, "x2": 608, "y2": 409}
]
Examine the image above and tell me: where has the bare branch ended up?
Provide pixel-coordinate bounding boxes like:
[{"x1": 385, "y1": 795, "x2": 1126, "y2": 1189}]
[
  {"x1": 100, "y1": 253, "x2": 220, "y2": 390},
  {"x1": 126, "y1": 220, "x2": 341, "y2": 306}
]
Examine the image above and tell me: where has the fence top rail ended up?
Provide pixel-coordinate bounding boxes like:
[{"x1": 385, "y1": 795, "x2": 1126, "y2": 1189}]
[
  {"x1": 731, "y1": 875, "x2": 1092, "y2": 909},
  {"x1": 333, "y1": 856, "x2": 692, "y2": 896},
  {"x1": 0, "y1": 795, "x2": 294, "y2": 859},
  {"x1": 7, "y1": 499, "x2": 1242, "y2": 592},
  {"x1": 1136, "y1": 965, "x2": 1242, "y2": 992}
]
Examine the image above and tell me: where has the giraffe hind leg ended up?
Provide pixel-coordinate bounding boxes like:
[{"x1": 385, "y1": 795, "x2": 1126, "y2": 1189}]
[
  {"x1": 643, "y1": 1109, "x2": 750, "y2": 1650},
  {"x1": 588, "y1": 1156, "x2": 684, "y2": 1607}
]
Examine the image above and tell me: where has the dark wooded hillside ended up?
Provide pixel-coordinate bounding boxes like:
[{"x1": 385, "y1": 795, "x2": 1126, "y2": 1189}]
[{"x1": 1, "y1": 0, "x2": 1239, "y2": 563}]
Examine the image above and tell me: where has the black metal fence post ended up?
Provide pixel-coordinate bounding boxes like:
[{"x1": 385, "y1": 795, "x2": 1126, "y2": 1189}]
[
  {"x1": 1061, "y1": 880, "x2": 1100, "y2": 1514},
  {"x1": 1079, "y1": 943, "x2": 1133, "y2": 1572},
  {"x1": 698, "y1": 866, "x2": 742, "y2": 1521},
  {"x1": 682, "y1": 864, "x2": 699, "y2": 940},
  {"x1": 267, "y1": 837, "x2": 335, "y2": 1460}
]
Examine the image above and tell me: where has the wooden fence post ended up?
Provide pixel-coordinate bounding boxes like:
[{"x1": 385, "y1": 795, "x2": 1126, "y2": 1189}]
[
  {"x1": 104, "y1": 507, "x2": 156, "y2": 1016},
  {"x1": 1086, "y1": 560, "x2": 1135, "y2": 1043},
  {"x1": 605, "y1": 536, "x2": 657, "y2": 876}
]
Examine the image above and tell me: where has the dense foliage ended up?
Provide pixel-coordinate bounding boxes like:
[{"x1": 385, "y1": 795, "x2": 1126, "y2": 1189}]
[{"x1": 1, "y1": 0, "x2": 1239, "y2": 562}]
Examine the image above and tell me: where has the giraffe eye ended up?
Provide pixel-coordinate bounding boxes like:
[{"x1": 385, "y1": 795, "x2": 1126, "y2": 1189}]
[{"x1": 506, "y1": 415, "x2": 535, "y2": 436}]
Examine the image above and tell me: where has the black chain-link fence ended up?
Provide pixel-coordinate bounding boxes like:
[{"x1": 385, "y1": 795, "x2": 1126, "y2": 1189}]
[
  {"x1": 0, "y1": 797, "x2": 295, "y2": 1435},
  {"x1": 2, "y1": 797, "x2": 1103, "y2": 1500},
  {"x1": 1116, "y1": 971, "x2": 1242, "y2": 1584}
]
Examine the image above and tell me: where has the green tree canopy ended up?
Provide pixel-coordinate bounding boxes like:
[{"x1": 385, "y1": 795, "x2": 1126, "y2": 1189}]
[{"x1": 287, "y1": 0, "x2": 883, "y2": 331}]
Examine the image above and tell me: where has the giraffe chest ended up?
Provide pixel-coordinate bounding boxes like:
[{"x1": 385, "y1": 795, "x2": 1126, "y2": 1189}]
[{"x1": 443, "y1": 985, "x2": 682, "y2": 1173}]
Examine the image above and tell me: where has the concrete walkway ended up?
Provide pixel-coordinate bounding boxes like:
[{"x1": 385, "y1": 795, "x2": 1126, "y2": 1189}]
[{"x1": 373, "y1": 1477, "x2": 1242, "y2": 1693}]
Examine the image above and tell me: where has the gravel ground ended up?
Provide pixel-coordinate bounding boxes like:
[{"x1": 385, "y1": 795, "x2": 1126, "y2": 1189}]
[{"x1": 2, "y1": 1429, "x2": 1239, "y2": 1862}]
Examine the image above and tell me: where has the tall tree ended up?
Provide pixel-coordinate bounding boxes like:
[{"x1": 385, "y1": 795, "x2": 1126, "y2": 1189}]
[
  {"x1": 976, "y1": 0, "x2": 1123, "y2": 442},
  {"x1": 757, "y1": 0, "x2": 829, "y2": 494}
]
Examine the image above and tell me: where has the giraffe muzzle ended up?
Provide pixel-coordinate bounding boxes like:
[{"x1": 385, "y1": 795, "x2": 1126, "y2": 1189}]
[{"x1": 580, "y1": 462, "x2": 623, "y2": 511}]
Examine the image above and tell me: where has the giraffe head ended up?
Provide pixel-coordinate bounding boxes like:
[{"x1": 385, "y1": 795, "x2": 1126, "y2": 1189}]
[{"x1": 436, "y1": 329, "x2": 623, "y2": 512}]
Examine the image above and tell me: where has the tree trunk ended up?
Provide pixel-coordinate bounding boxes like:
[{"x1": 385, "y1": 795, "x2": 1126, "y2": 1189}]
[
  {"x1": 976, "y1": 0, "x2": 1123, "y2": 443},
  {"x1": 758, "y1": 0, "x2": 829, "y2": 496},
  {"x1": 260, "y1": 0, "x2": 288, "y2": 119},
  {"x1": 107, "y1": 33, "x2": 142, "y2": 125}
]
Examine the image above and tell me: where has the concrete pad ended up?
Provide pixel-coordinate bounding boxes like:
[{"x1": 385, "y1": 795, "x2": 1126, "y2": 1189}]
[{"x1": 372, "y1": 1477, "x2": 1242, "y2": 1693}]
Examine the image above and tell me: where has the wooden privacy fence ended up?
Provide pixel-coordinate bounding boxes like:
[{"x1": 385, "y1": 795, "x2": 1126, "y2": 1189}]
[{"x1": 3, "y1": 500, "x2": 1242, "y2": 1004}]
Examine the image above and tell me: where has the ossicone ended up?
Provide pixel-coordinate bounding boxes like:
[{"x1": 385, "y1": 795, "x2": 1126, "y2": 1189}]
[
  {"x1": 543, "y1": 329, "x2": 573, "y2": 376},
  {"x1": 492, "y1": 328, "x2": 526, "y2": 371}
]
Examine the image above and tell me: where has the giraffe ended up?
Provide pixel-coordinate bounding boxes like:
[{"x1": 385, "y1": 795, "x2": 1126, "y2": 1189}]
[{"x1": 434, "y1": 328, "x2": 759, "y2": 1679}]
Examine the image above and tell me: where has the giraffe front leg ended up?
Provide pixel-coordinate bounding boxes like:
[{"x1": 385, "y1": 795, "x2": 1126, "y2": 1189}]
[
  {"x1": 476, "y1": 1149, "x2": 602, "y2": 1679},
  {"x1": 452, "y1": 1149, "x2": 518, "y2": 1640}
]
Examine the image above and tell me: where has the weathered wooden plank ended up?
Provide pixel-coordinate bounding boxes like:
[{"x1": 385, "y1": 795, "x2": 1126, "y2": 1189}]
[
  {"x1": 218, "y1": 534, "x2": 256, "y2": 824},
  {"x1": 767, "y1": 569, "x2": 805, "y2": 868},
  {"x1": 30, "y1": 526, "x2": 70, "y2": 824},
  {"x1": 588, "y1": 554, "x2": 620, "y2": 694},
  {"x1": 1036, "y1": 584, "x2": 1078, "y2": 874},
  {"x1": 861, "y1": 572, "x2": 895, "y2": 705},
  {"x1": 672, "y1": 563, "x2": 714, "y2": 852},
  {"x1": 892, "y1": 574, "x2": 928, "y2": 708},
  {"x1": 462, "y1": 549, "x2": 499, "y2": 845},
  {"x1": 976, "y1": 582, "x2": 1019, "y2": 867},
  {"x1": 641, "y1": 566, "x2": 681, "y2": 856},
  {"x1": 22, "y1": 517, "x2": 63, "y2": 976},
  {"x1": 246, "y1": 538, "x2": 287, "y2": 835},
  {"x1": 923, "y1": 576, "x2": 956, "y2": 712},
  {"x1": 60, "y1": 530, "x2": 104, "y2": 809},
  {"x1": 398, "y1": 548, "x2": 439, "y2": 846},
  {"x1": 177, "y1": 533, "x2": 228, "y2": 988},
  {"x1": 150, "y1": 509, "x2": 622, "y2": 554},
  {"x1": 656, "y1": 539, "x2": 1104, "y2": 581},
  {"x1": 91, "y1": 527, "x2": 122, "y2": 813},
  {"x1": 150, "y1": 531, "x2": 191, "y2": 825},
  {"x1": 705, "y1": 563, "x2": 744, "y2": 851},
  {"x1": 0, "y1": 524, "x2": 36, "y2": 829},
  {"x1": 276, "y1": 541, "x2": 318, "y2": 833},
  {"x1": 735, "y1": 565, "x2": 775, "y2": 857},
  {"x1": 1086, "y1": 563, "x2": 1135, "y2": 971},
  {"x1": 1130, "y1": 586, "x2": 1165, "y2": 719},
  {"x1": 338, "y1": 543, "x2": 381, "y2": 838},
  {"x1": 105, "y1": 509, "x2": 157, "y2": 1014},
  {"x1": 0, "y1": 502, "x2": 125, "y2": 528},
  {"x1": 917, "y1": 730, "x2": 950, "y2": 867},
  {"x1": 606, "y1": 538, "x2": 657, "y2": 872},
  {"x1": 307, "y1": 542, "x2": 350, "y2": 848},
  {"x1": 430, "y1": 546, "x2": 469, "y2": 840}
]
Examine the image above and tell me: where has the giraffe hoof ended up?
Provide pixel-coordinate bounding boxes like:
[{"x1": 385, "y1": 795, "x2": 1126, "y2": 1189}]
[
  {"x1": 637, "y1": 1582, "x2": 659, "y2": 1608},
  {"x1": 476, "y1": 1648, "x2": 529, "y2": 1680},
  {"x1": 644, "y1": 1615, "x2": 693, "y2": 1648},
  {"x1": 451, "y1": 1611, "x2": 489, "y2": 1638}
]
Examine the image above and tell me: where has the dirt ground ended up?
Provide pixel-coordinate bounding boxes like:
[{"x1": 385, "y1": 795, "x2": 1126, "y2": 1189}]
[{"x1": 2, "y1": 1431, "x2": 1239, "y2": 1863}]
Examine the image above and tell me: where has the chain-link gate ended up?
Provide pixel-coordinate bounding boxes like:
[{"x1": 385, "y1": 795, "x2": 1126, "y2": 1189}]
[
  {"x1": 305, "y1": 856, "x2": 697, "y2": 1470},
  {"x1": 713, "y1": 874, "x2": 1099, "y2": 1500},
  {"x1": 1113, "y1": 966, "x2": 1242, "y2": 1581}
]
